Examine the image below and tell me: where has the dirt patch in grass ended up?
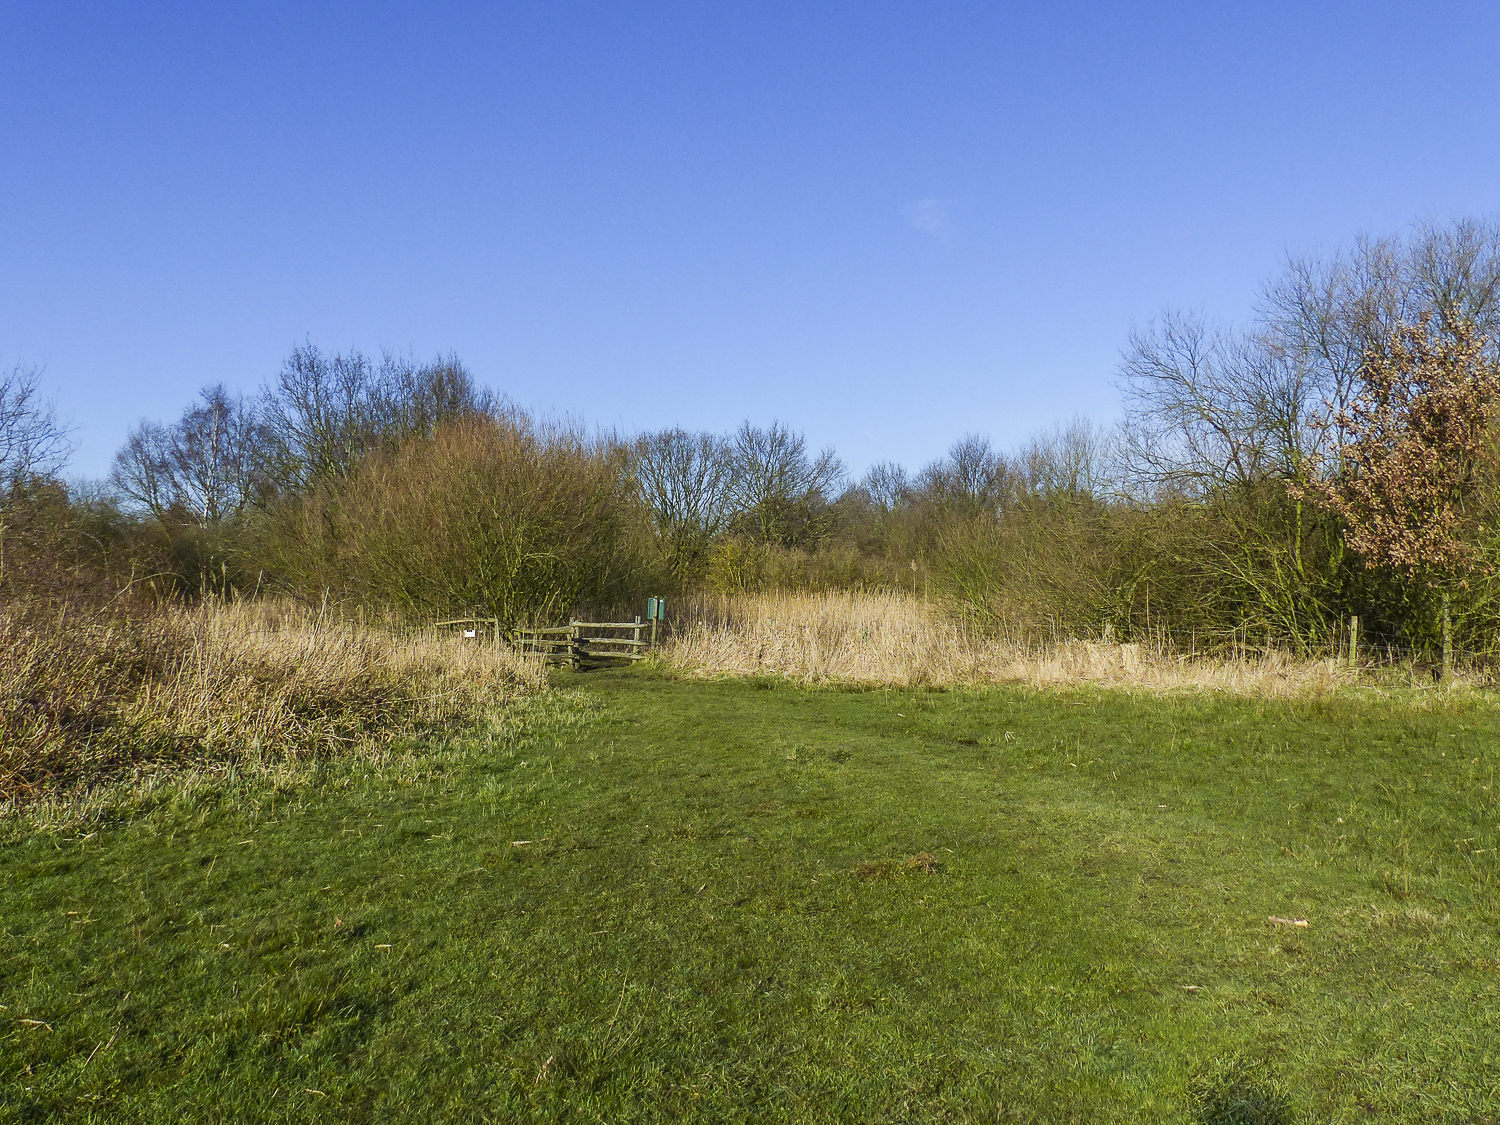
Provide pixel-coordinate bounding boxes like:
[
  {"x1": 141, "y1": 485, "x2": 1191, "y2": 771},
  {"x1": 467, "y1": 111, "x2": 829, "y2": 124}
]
[{"x1": 852, "y1": 852, "x2": 943, "y2": 880}]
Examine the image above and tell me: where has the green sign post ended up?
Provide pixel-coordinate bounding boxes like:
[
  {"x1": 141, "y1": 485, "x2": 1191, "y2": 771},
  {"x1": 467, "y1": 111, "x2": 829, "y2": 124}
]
[{"x1": 646, "y1": 597, "x2": 666, "y2": 647}]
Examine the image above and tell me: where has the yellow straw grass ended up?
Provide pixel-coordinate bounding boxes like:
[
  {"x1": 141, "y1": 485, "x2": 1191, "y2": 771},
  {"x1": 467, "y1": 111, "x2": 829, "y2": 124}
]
[
  {"x1": 1, "y1": 597, "x2": 546, "y2": 801},
  {"x1": 663, "y1": 590, "x2": 1354, "y2": 696}
]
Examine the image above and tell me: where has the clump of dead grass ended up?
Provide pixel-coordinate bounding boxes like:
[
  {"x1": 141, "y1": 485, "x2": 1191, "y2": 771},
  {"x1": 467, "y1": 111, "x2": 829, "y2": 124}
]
[
  {"x1": 853, "y1": 852, "x2": 943, "y2": 881},
  {"x1": 0, "y1": 597, "x2": 545, "y2": 804},
  {"x1": 662, "y1": 590, "x2": 1361, "y2": 696}
]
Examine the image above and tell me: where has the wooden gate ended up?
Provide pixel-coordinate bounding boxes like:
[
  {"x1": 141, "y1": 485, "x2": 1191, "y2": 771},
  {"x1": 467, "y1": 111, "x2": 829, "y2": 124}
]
[{"x1": 510, "y1": 620, "x2": 650, "y2": 669}]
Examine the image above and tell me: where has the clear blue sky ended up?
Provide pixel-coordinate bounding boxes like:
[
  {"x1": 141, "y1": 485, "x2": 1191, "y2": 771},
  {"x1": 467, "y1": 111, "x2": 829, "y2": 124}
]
[{"x1": 5, "y1": 1, "x2": 1500, "y2": 481}]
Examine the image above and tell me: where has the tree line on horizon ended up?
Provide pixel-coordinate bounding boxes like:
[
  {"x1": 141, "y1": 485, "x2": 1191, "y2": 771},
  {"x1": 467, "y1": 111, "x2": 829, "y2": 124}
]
[{"x1": 6, "y1": 215, "x2": 1500, "y2": 668}]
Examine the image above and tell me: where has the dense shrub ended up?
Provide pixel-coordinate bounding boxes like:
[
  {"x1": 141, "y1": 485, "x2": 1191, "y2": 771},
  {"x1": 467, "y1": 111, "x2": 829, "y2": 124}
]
[{"x1": 283, "y1": 415, "x2": 640, "y2": 624}]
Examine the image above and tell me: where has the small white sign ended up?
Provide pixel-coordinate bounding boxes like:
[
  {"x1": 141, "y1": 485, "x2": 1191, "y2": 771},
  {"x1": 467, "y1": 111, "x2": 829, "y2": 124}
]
[{"x1": 463, "y1": 629, "x2": 477, "y2": 638}]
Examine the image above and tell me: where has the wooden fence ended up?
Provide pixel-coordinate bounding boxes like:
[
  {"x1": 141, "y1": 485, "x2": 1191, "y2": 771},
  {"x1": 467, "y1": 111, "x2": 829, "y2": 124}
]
[{"x1": 438, "y1": 617, "x2": 652, "y2": 669}]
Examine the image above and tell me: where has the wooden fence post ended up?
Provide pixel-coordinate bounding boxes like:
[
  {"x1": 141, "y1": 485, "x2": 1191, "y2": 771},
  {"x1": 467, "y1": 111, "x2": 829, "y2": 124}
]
[
  {"x1": 1441, "y1": 593, "x2": 1453, "y2": 686},
  {"x1": 1348, "y1": 616, "x2": 1359, "y2": 670}
]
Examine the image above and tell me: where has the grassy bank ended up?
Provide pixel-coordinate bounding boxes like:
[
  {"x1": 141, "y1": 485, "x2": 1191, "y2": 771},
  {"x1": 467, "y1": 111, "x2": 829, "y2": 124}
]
[
  {"x1": 0, "y1": 598, "x2": 545, "y2": 806},
  {"x1": 3, "y1": 669, "x2": 1499, "y2": 1121}
]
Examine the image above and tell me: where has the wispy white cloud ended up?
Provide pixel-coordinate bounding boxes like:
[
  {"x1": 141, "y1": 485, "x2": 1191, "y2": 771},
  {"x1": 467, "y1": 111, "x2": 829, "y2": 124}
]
[{"x1": 904, "y1": 197, "x2": 955, "y2": 240}]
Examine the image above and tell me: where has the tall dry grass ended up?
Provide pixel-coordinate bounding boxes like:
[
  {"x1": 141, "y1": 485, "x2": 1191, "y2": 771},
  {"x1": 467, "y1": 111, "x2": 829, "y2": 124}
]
[
  {"x1": 663, "y1": 590, "x2": 1360, "y2": 695},
  {"x1": 0, "y1": 597, "x2": 545, "y2": 803}
]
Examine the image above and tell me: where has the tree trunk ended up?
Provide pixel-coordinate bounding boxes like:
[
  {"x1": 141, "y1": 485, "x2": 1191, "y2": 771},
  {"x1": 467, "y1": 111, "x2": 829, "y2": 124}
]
[{"x1": 1441, "y1": 589, "x2": 1454, "y2": 687}]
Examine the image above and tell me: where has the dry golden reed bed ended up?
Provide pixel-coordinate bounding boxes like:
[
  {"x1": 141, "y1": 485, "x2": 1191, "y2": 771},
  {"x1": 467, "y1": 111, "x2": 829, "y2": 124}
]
[
  {"x1": 663, "y1": 590, "x2": 1357, "y2": 695},
  {"x1": 0, "y1": 598, "x2": 545, "y2": 803}
]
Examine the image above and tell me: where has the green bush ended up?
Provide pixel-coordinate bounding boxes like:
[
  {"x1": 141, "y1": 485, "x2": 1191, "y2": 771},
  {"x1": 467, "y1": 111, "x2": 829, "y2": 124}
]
[{"x1": 271, "y1": 416, "x2": 639, "y2": 625}]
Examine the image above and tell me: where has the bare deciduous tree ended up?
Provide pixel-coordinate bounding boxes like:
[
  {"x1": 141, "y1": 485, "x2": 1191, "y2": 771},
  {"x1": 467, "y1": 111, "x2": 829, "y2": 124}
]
[
  {"x1": 1017, "y1": 416, "x2": 1109, "y2": 506},
  {"x1": 1116, "y1": 312, "x2": 1315, "y2": 497},
  {"x1": 368, "y1": 352, "x2": 495, "y2": 444},
  {"x1": 258, "y1": 345, "x2": 377, "y2": 493},
  {"x1": 729, "y1": 421, "x2": 844, "y2": 546},
  {"x1": 914, "y1": 434, "x2": 1014, "y2": 517},
  {"x1": 0, "y1": 362, "x2": 70, "y2": 488},
  {"x1": 112, "y1": 385, "x2": 261, "y2": 529},
  {"x1": 632, "y1": 428, "x2": 735, "y2": 577},
  {"x1": 859, "y1": 461, "x2": 912, "y2": 512},
  {"x1": 1262, "y1": 217, "x2": 1500, "y2": 427},
  {"x1": 258, "y1": 346, "x2": 491, "y2": 496},
  {"x1": 1119, "y1": 221, "x2": 1500, "y2": 503}
]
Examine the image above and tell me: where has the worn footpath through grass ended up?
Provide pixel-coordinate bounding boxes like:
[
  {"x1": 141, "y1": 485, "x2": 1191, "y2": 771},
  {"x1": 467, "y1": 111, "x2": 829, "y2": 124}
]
[{"x1": 3, "y1": 669, "x2": 1500, "y2": 1122}]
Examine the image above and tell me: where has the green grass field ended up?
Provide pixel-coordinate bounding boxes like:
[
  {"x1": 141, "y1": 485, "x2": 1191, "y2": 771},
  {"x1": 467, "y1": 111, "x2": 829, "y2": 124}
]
[{"x1": 3, "y1": 669, "x2": 1499, "y2": 1122}]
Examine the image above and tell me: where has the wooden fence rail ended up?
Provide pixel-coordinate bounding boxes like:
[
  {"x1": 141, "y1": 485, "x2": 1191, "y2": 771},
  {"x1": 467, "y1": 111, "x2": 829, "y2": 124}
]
[{"x1": 436, "y1": 617, "x2": 653, "y2": 669}]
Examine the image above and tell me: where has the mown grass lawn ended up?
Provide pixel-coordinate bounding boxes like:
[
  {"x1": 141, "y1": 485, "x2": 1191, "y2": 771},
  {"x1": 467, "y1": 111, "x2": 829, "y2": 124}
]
[{"x1": 3, "y1": 669, "x2": 1499, "y2": 1122}]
